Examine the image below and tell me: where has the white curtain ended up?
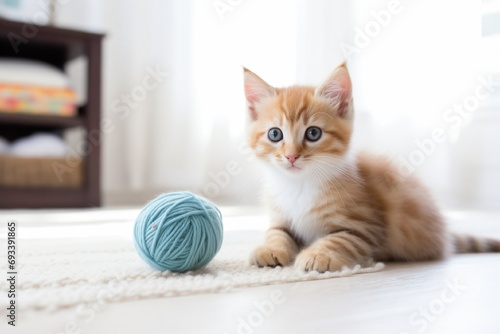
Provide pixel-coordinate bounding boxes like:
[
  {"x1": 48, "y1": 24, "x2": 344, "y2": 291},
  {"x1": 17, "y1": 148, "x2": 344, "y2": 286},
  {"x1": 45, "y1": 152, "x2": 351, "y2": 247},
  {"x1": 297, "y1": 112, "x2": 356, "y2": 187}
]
[
  {"x1": 48, "y1": 0, "x2": 499, "y2": 210},
  {"x1": 345, "y1": 0, "x2": 500, "y2": 211},
  {"x1": 58, "y1": 0, "x2": 206, "y2": 195}
]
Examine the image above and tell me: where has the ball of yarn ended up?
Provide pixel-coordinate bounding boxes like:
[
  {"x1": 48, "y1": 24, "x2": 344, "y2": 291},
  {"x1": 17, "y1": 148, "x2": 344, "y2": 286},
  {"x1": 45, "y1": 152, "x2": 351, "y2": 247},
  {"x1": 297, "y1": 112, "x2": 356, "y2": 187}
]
[{"x1": 134, "y1": 192, "x2": 223, "y2": 272}]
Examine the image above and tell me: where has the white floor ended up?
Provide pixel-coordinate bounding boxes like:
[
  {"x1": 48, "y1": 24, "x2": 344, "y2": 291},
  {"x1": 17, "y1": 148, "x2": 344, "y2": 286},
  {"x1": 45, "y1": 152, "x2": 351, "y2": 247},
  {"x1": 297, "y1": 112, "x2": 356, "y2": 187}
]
[{"x1": 1, "y1": 208, "x2": 500, "y2": 334}]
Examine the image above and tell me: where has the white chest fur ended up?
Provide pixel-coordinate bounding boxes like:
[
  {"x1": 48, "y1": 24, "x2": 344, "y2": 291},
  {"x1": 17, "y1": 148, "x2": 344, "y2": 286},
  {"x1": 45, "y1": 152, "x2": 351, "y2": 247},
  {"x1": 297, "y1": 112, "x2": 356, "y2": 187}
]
[{"x1": 266, "y1": 174, "x2": 325, "y2": 245}]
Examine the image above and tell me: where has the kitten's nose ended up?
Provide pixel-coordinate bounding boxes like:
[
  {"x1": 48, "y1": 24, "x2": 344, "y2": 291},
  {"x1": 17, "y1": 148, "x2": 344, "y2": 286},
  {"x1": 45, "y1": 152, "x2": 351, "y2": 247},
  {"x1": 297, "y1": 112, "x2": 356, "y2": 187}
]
[{"x1": 286, "y1": 155, "x2": 299, "y2": 164}]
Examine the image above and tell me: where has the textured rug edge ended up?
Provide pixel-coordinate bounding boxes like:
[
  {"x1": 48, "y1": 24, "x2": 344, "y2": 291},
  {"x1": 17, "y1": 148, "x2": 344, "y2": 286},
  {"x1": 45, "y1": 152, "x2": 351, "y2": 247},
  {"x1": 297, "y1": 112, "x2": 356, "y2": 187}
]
[{"x1": 25, "y1": 262, "x2": 385, "y2": 312}]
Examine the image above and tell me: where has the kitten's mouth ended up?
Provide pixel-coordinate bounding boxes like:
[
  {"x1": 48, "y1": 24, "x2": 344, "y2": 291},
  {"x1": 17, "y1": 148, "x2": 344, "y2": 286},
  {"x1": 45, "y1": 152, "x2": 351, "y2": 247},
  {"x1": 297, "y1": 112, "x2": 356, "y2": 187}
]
[{"x1": 287, "y1": 165, "x2": 302, "y2": 171}]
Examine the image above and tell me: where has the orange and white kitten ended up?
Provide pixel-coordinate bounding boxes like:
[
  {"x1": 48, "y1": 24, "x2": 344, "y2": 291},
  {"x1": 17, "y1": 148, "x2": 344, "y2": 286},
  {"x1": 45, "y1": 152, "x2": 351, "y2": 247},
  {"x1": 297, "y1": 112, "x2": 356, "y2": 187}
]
[{"x1": 244, "y1": 62, "x2": 500, "y2": 273}]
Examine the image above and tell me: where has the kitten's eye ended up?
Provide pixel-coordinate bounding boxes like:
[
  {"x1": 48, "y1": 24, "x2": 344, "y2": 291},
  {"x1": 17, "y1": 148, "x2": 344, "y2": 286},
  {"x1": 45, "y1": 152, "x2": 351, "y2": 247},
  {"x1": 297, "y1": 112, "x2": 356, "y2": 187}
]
[
  {"x1": 268, "y1": 128, "x2": 283, "y2": 142},
  {"x1": 305, "y1": 127, "x2": 322, "y2": 142}
]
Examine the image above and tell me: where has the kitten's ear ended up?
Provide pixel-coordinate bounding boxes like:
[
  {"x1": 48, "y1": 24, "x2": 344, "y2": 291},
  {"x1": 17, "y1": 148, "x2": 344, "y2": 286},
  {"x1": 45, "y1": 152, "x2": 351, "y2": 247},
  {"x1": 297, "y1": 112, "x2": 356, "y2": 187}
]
[
  {"x1": 315, "y1": 62, "x2": 352, "y2": 118},
  {"x1": 243, "y1": 67, "x2": 276, "y2": 121}
]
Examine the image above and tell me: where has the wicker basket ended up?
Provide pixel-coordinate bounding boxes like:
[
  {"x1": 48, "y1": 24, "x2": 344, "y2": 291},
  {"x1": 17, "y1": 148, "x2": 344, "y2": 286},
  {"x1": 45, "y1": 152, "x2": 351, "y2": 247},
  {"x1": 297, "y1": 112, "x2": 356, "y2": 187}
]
[{"x1": 0, "y1": 156, "x2": 83, "y2": 188}]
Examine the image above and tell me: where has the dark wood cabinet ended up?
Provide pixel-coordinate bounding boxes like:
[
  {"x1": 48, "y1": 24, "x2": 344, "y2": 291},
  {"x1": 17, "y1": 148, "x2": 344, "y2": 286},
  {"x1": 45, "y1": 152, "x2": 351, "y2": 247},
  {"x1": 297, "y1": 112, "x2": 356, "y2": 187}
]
[{"x1": 0, "y1": 18, "x2": 104, "y2": 208}]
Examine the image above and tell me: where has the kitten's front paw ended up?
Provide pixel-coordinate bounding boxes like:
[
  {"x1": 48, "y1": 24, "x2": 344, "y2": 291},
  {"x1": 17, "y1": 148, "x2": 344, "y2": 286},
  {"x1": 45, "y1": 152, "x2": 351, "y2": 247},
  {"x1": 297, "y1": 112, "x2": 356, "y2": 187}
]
[
  {"x1": 295, "y1": 248, "x2": 347, "y2": 273},
  {"x1": 250, "y1": 245, "x2": 294, "y2": 268}
]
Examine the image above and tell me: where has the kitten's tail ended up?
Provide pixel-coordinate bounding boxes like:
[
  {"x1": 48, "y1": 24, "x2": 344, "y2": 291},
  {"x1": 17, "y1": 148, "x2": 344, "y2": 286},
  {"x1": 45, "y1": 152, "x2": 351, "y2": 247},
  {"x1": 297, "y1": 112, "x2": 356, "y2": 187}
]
[{"x1": 453, "y1": 233, "x2": 500, "y2": 253}]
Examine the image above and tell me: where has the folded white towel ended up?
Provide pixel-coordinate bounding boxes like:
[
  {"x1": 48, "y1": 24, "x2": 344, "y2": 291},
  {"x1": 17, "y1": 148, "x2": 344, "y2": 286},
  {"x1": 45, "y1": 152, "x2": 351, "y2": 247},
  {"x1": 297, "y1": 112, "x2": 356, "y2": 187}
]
[
  {"x1": 10, "y1": 133, "x2": 68, "y2": 157},
  {"x1": 0, "y1": 58, "x2": 70, "y2": 88}
]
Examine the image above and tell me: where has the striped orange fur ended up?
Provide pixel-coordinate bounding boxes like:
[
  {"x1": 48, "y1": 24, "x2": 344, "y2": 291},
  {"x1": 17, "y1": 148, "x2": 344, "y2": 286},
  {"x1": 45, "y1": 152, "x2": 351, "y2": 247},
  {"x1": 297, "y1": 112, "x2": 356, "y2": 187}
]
[{"x1": 244, "y1": 63, "x2": 500, "y2": 272}]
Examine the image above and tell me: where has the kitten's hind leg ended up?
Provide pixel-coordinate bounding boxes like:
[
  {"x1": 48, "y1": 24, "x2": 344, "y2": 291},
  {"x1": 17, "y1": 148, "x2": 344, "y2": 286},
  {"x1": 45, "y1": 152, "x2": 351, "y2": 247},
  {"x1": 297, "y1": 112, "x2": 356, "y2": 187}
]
[
  {"x1": 250, "y1": 226, "x2": 301, "y2": 267},
  {"x1": 295, "y1": 228, "x2": 375, "y2": 272}
]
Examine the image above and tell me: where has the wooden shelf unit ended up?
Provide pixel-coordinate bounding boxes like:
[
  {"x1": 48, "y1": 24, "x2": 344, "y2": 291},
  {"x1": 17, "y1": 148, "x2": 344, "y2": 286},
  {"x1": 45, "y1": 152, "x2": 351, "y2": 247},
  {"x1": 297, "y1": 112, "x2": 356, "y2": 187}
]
[{"x1": 0, "y1": 18, "x2": 104, "y2": 208}]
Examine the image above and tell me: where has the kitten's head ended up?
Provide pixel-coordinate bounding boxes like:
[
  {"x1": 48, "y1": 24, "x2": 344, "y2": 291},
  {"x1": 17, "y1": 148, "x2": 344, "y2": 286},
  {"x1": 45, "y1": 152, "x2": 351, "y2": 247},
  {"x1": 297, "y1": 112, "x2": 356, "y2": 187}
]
[{"x1": 243, "y1": 62, "x2": 354, "y2": 178}]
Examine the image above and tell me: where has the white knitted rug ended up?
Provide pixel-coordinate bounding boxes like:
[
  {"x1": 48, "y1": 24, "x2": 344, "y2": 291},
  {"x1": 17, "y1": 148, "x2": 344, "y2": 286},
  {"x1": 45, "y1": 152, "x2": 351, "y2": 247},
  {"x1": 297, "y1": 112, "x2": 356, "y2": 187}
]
[{"x1": 2, "y1": 229, "x2": 383, "y2": 311}]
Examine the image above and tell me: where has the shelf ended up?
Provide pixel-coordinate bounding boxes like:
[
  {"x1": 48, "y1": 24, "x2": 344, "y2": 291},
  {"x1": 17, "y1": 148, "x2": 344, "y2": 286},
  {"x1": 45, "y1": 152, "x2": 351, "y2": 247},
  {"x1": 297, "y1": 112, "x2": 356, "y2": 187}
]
[
  {"x1": 0, "y1": 187, "x2": 98, "y2": 209},
  {"x1": 0, "y1": 112, "x2": 83, "y2": 128},
  {"x1": 0, "y1": 18, "x2": 105, "y2": 66},
  {"x1": 0, "y1": 19, "x2": 103, "y2": 208}
]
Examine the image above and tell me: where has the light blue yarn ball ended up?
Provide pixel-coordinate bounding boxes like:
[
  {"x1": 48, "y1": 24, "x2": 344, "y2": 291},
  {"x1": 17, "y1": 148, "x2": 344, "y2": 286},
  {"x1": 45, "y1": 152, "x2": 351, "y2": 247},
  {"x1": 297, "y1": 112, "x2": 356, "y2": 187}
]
[{"x1": 133, "y1": 191, "x2": 223, "y2": 272}]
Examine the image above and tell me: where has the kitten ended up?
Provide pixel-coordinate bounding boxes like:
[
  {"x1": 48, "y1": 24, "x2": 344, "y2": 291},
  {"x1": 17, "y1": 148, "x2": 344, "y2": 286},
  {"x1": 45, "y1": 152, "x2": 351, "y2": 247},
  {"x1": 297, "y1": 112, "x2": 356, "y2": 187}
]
[{"x1": 244, "y1": 62, "x2": 500, "y2": 272}]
